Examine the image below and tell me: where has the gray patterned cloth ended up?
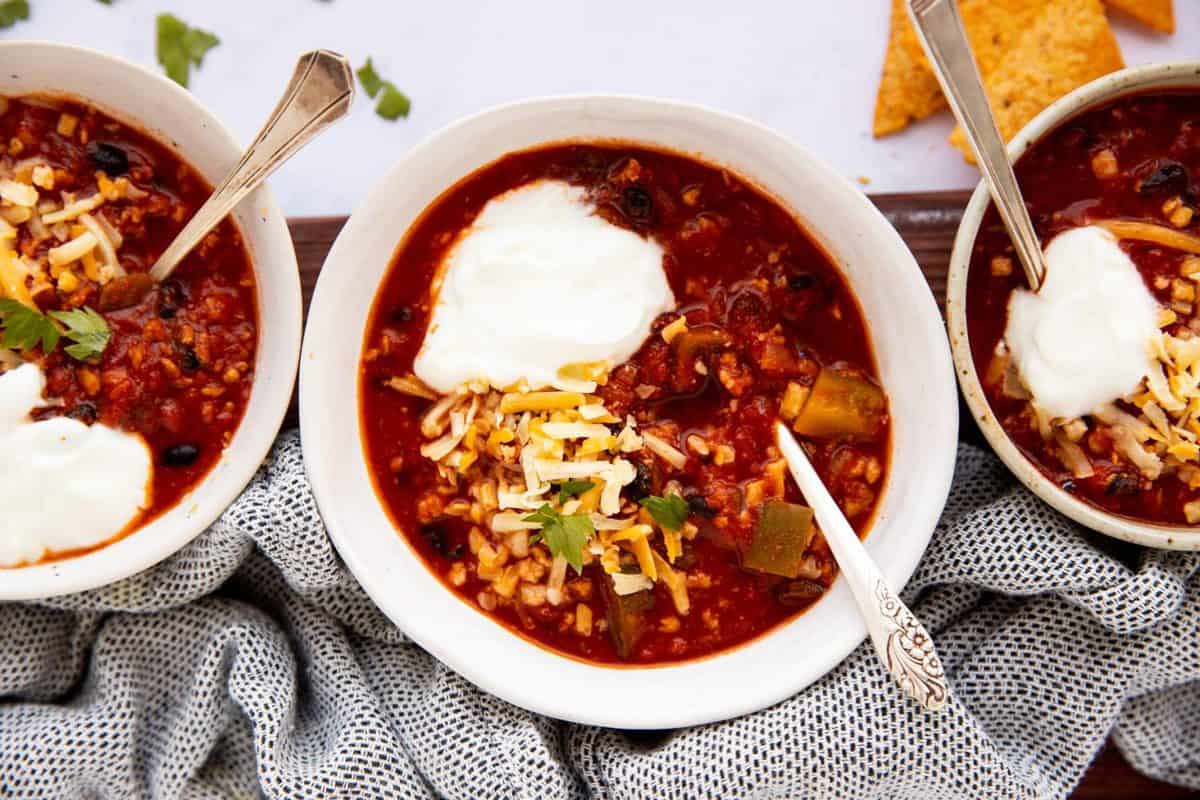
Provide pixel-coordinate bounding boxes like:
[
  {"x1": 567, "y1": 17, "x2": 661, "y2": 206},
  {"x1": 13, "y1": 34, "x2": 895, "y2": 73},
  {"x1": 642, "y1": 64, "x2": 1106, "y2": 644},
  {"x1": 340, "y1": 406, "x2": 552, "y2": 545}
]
[{"x1": 0, "y1": 433, "x2": 1197, "y2": 800}]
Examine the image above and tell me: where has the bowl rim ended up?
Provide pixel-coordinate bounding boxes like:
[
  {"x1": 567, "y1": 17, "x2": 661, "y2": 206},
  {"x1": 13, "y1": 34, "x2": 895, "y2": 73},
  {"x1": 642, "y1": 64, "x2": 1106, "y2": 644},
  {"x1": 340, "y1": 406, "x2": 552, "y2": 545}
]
[
  {"x1": 0, "y1": 40, "x2": 302, "y2": 597},
  {"x1": 947, "y1": 61, "x2": 1200, "y2": 551},
  {"x1": 301, "y1": 92, "x2": 958, "y2": 727}
]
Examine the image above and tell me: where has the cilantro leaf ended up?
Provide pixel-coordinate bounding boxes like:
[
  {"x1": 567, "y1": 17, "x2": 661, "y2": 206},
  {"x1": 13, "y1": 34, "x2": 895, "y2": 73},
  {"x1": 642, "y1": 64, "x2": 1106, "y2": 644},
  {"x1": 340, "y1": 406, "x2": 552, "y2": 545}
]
[
  {"x1": 523, "y1": 504, "x2": 594, "y2": 574},
  {"x1": 639, "y1": 493, "x2": 690, "y2": 530},
  {"x1": 375, "y1": 83, "x2": 411, "y2": 120},
  {"x1": 0, "y1": 0, "x2": 29, "y2": 29},
  {"x1": 156, "y1": 14, "x2": 220, "y2": 88},
  {"x1": 49, "y1": 307, "x2": 110, "y2": 362},
  {"x1": 0, "y1": 299, "x2": 59, "y2": 353},
  {"x1": 356, "y1": 57, "x2": 411, "y2": 121},
  {"x1": 556, "y1": 479, "x2": 595, "y2": 505},
  {"x1": 356, "y1": 58, "x2": 384, "y2": 98}
]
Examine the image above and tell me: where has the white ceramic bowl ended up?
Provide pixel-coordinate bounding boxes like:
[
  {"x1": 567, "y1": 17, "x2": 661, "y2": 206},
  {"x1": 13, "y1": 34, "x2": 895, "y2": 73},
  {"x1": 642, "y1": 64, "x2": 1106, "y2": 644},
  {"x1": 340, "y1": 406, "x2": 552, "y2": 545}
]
[
  {"x1": 948, "y1": 62, "x2": 1200, "y2": 552},
  {"x1": 0, "y1": 42, "x2": 302, "y2": 599},
  {"x1": 301, "y1": 95, "x2": 958, "y2": 728}
]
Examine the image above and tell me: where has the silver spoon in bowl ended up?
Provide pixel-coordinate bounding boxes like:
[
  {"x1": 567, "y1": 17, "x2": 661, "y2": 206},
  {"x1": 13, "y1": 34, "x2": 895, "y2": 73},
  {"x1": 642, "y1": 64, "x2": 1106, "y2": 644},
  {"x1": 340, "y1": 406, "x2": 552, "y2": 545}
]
[
  {"x1": 775, "y1": 422, "x2": 949, "y2": 711},
  {"x1": 907, "y1": 0, "x2": 1046, "y2": 291},
  {"x1": 147, "y1": 49, "x2": 354, "y2": 283}
]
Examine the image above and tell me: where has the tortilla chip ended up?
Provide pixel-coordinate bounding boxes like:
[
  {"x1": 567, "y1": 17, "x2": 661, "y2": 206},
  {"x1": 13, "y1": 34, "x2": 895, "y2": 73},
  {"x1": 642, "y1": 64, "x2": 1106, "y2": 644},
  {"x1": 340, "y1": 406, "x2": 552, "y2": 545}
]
[
  {"x1": 873, "y1": 0, "x2": 944, "y2": 137},
  {"x1": 949, "y1": 0, "x2": 1124, "y2": 162},
  {"x1": 873, "y1": 0, "x2": 1045, "y2": 138},
  {"x1": 1105, "y1": 0, "x2": 1174, "y2": 34}
]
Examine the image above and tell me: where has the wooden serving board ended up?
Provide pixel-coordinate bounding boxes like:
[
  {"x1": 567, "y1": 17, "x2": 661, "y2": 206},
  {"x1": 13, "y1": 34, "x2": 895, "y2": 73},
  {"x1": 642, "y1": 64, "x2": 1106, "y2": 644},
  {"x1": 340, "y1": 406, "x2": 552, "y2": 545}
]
[{"x1": 282, "y1": 192, "x2": 1191, "y2": 799}]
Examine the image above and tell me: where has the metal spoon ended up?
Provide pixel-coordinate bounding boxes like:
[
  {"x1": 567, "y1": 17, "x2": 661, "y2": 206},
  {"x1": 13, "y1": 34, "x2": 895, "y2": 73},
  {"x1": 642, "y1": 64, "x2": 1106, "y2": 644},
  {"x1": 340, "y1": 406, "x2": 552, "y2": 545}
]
[
  {"x1": 775, "y1": 422, "x2": 949, "y2": 711},
  {"x1": 148, "y1": 49, "x2": 354, "y2": 282},
  {"x1": 907, "y1": 0, "x2": 1045, "y2": 291}
]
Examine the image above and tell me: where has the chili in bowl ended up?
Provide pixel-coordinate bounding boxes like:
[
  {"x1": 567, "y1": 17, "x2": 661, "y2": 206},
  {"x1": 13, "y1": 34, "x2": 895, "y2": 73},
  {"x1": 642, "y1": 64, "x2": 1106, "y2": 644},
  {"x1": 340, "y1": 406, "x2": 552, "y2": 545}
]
[
  {"x1": 948, "y1": 62, "x2": 1200, "y2": 550},
  {"x1": 302, "y1": 96, "x2": 957, "y2": 727},
  {"x1": 0, "y1": 43, "x2": 301, "y2": 599}
]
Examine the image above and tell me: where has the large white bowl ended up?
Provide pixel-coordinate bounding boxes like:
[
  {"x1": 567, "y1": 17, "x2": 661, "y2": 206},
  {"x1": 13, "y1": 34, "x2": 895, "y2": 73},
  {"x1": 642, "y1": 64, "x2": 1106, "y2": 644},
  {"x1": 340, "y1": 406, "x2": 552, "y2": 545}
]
[
  {"x1": 947, "y1": 62, "x2": 1200, "y2": 551},
  {"x1": 301, "y1": 95, "x2": 958, "y2": 728},
  {"x1": 0, "y1": 42, "x2": 302, "y2": 599}
]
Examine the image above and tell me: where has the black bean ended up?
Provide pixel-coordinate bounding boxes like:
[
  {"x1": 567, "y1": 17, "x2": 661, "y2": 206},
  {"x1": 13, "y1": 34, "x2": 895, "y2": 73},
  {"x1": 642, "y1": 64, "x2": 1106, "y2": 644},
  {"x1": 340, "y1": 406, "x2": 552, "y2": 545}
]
[
  {"x1": 787, "y1": 273, "x2": 816, "y2": 291},
  {"x1": 628, "y1": 460, "x2": 654, "y2": 499},
  {"x1": 686, "y1": 493, "x2": 718, "y2": 518},
  {"x1": 623, "y1": 186, "x2": 653, "y2": 220},
  {"x1": 1105, "y1": 474, "x2": 1140, "y2": 496},
  {"x1": 420, "y1": 522, "x2": 459, "y2": 558},
  {"x1": 161, "y1": 443, "x2": 200, "y2": 468},
  {"x1": 88, "y1": 142, "x2": 129, "y2": 175},
  {"x1": 66, "y1": 402, "x2": 97, "y2": 425},
  {"x1": 177, "y1": 345, "x2": 201, "y2": 372},
  {"x1": 1138, "y1": 159, "x2": 1189, "y2": 195},
  {"x1": 158, "y1": 279, "x2": 185, "y2": 319},
  {"x1": 390, "y1": 306, "x2": 413, "y2": 323}
]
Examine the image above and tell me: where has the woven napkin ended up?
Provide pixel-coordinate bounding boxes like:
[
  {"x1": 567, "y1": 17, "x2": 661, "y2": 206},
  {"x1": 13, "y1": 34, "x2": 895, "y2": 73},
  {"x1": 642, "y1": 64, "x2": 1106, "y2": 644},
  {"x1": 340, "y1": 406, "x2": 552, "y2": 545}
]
[{"x1": 0, "y1": 432, "x2": 1196, "y2": 799}]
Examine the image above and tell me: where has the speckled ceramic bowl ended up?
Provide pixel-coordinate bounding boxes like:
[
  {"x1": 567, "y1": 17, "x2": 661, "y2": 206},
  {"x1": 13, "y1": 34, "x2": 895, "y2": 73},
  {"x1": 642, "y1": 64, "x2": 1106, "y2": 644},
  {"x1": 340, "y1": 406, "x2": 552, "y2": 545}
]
[{"x1": 947, "y1": 62, "x2": 1200, "y2": 551}]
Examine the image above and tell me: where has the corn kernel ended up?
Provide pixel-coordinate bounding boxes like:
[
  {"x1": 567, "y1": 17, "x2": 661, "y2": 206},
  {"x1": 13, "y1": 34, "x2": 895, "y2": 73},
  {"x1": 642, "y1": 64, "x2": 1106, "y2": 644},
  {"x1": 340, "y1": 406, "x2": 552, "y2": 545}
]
[
  {"x1": 661, "y1": 316, "x2": 688, "y2": 344},
  {"x1": 1170, "y1": 205, "x2": 1195, "y2": 229},
  {"x1": 31, "y1": 165, "x2": 54, "y2": 190},
  {"x1": 990, "y1": 256, "x2": 1014, "y2": 277},
  {"x1": 1091, "y1": 149, "x2": 1118, "y2": 179},
  {"x1": 779, "y1": 382, "x2": 811, "y2": 421},
  {"x1": 56, "y1": 269, "x2": 80, "y2": 293},
  {"x1": 77, "y1": 368, "x2": 100, "y2": 396},
  {"x1": 56, "y1": 113, "x2": 78, "y2": 137},
  {"x1": 575, "y1": 603, "x2": 593, "y2": 636}
]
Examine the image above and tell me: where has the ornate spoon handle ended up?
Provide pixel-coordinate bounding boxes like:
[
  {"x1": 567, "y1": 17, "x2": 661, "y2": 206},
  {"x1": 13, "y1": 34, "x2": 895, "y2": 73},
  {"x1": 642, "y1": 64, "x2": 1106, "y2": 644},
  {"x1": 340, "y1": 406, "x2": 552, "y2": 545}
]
[
  {"x1": 776, "y1": 423, "x2": 948, "y2": 711},
  {"x1": 149, "y1": 50, "x2": 354, "y2": 282}
]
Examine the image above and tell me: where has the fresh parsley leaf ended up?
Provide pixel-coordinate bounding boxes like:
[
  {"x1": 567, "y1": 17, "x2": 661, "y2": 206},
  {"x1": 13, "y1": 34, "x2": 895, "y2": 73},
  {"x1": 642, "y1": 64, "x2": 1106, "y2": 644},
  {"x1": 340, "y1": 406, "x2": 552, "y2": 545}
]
[
  {"x1": 357, "y1": 58, "x2": 411, "y2": 121},
  {"x1": 356, "y1": 58, "x2": 384, "y2": 98},
  {"x1": 375, "y1": 83, "x2": 411, "y2": 120},
  {"x1": 639, "y1": 493, "x2": 690, "y2": 530},
  {"x1": 0, "y1": 299, "x2": 58, "y2": 353},
  {"x1": 0, "y1": 0, "x2": 29, "y2": 29},
  {"x1": 523, "y1": 504, "x2": 594, "y2": 574},
  {"x1": 95, "y1": 0, "x2": 113, "y2": 5},
  {"x1": 556, "y1": 479, "x2": 595, "y2": 505},
  {"x1": 156, "y1": 14, "x2": 220, "y2": 88},
  {"x1": 49, "y1": 307, "x2": 110, "y2": 362}
]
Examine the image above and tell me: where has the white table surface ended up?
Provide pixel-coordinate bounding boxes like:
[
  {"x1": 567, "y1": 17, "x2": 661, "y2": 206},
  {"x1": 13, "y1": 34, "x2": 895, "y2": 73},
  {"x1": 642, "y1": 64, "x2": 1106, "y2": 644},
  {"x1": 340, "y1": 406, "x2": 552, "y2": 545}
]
[{"x1": 15, "y1": 0, "x2": 1199, "y2": 216}]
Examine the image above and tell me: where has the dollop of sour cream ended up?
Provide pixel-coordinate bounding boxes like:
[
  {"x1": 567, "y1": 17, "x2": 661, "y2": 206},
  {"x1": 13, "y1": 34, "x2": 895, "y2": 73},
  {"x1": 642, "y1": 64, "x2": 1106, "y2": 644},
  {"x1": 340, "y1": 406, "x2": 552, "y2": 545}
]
[
  {"x1": 1004, "y1": 225, "x2": 1159, "y2": 419},
  {"x1": 0, "y1": 362, "x2": 152, "y2": 567},
  {"x1": 414, "y1": 179, "x2": 675, "y2": 393}
]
